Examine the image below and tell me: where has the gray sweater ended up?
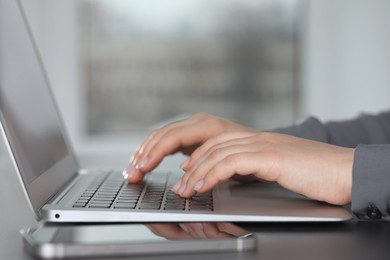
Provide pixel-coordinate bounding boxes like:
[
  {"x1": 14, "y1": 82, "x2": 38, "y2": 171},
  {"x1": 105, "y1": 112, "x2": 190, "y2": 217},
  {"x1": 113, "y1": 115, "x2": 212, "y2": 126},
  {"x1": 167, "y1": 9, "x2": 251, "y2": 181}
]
[{"x1": 275, "y1": 111, "x2": 390, "y2": 221}]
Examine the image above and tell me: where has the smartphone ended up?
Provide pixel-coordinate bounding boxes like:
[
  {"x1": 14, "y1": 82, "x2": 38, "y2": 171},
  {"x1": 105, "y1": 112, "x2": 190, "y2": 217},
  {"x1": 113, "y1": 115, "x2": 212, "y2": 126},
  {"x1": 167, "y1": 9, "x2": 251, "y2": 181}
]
[{"x1": 20, "y1": 223, "x2": 256, "y2": 258}]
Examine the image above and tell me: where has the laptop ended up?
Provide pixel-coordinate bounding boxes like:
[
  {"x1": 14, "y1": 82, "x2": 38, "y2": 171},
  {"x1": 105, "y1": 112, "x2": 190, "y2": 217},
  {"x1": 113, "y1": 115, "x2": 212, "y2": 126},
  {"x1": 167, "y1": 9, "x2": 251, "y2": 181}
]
[{"x1": 0, "y1": 0, "x2": 351, "y2": 223}]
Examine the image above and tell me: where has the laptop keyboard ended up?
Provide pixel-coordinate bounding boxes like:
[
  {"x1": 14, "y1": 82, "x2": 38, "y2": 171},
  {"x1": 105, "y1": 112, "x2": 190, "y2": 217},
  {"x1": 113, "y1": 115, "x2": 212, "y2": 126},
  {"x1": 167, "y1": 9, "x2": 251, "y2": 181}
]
[{"x1": 72, "y1": 171, "x2": 213, "y2": 211}]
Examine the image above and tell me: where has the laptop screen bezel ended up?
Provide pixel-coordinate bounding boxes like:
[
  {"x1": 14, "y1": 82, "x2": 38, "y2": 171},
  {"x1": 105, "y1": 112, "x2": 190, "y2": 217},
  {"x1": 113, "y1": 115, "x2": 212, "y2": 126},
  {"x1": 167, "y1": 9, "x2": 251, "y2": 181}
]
[{"x1": 0, "y1": 0, "x2": 80, "y2": 219}]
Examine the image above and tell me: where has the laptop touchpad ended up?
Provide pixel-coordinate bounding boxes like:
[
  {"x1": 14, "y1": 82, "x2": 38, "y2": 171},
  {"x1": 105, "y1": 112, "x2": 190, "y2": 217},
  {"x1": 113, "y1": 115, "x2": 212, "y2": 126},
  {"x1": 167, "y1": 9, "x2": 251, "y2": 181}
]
[{"x1": 228, "y1": 181, "x2": 307, "y2": 200}]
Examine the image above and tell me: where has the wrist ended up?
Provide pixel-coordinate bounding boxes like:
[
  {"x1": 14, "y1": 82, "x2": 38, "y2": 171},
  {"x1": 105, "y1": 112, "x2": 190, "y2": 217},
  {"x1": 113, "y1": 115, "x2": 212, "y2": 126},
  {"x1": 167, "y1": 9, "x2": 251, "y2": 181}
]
[{"x1": 336, "y1": 148, "x2": 354, "y2": 205}]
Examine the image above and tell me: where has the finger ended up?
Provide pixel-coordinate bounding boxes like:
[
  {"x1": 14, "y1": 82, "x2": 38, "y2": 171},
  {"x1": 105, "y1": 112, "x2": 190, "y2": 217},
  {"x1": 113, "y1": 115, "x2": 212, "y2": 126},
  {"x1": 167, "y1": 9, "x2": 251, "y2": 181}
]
[
  {"x1": 184, "y1": 134, "x2": 257, "y2": 176},
  {"x1": 146, "y1": 224, "x2": 192, "y2": 239},
  {"x1": 185, "y1": 223, "x2": 207, "y2": 238},
  {"x1": 125, "y1": 166, "x2": 143, "y2": 183},
  {"x1": 179, "y1": 143, "x2": 250, "y2": 194},
  {"x1": 131, "y1": 117, "x2": 194, "y2": 167},
  {"x1": 127, "y1": 131, "x2": 172, "y2": 183},
  {"x1": 178, "y1": 144, "x2": 259, "y2": 197},
  {"x1": 185, "y1": 152, "x2": 267, "y2": 196},
  {"x1": 176, "y1": 142, "x2": 239, "y2": 197},
  {"x1": 127, "y1": 120, "x2": 199, "y2": 182},
  {"x1": 135, "y1": 125, "x2": 202, "y2": 172},
  {"x1": 131, "y1": 112, "x2": 239, "y2": 173},
  {"x1": 131, "y1": 113, "x2": 212, "y2": 167},
  {"x1": 201, "y1": 152, "x2": 279, "y2": 193},
  {"x1": 216, "y1": 223, "x2": 252, "y2": 237},
  {"x1": 201, "y1": 223, "x2": 233, "y2": 238},
  {"x1": 182, "y1": 132, "x2": 256, "y2": 171},
  {"x1": 133, "y1": 121, "x2": 218, "y2": 176},
  {"x1": 178, "y1": 139, "x2": 259, "y2": 196},
  {"x1": 130, "y1": 131, "x2": 157, "y2": 167}
]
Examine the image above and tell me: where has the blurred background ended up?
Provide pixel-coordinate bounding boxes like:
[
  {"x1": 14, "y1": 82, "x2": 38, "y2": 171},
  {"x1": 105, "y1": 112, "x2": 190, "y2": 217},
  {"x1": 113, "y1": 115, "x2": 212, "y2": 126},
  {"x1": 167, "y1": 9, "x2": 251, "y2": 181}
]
[{"x1": 7, "y1": 0, "x2": 390, "y2": 155}]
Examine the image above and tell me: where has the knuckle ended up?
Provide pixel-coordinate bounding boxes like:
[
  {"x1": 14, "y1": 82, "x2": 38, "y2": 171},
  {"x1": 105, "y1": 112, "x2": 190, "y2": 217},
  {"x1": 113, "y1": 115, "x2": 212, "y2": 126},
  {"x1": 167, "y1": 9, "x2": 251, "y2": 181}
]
[
  {"x1": 149, "y1": 130, "x2": 159, "y2": 138},
  {"x1": 207, "y1": 168, "x2": 220, "y2": 180},
  {"x1": 214, "y1": 132, "x2": 228, "y2": 140},
  {"x1": 182, "y1": 173, "x2": 191, "y2": 184},
  {"x1": 206, "y1": 167, "x2": 223, "y2": 184},
  {"x1": 257, "y1": 132, "x2": 278, "y2": 144},
  {"x1": 165, "y1": 127, "x2": 178, "y2": 136},
  {"x1": 223, "y1": 153, "x2": 241, "y2": 167},
  {"x1": 186, "y1": 174, "x2": 197, "y2": 186},
  {"x1": 193, "y1": 112, "x2": 217, "y2": 123},
  {"x1": 205, "y1": 132, "x2": 229, "y2": 147},
  {"x1": 193, "y1": 112, "x2": 209, "y2": 119},
  {"x1": 259, "y1": 131, "x2": 273, "y2": 139},
  {"x1": 164, "y1": 128, "x2": 182, "y2": 144},
  {"x1": 204, "y1": 115, "x2": 218, "y2": 125},
  {"x1": 191, "y1": 147, "x2": 204, "y2": 160},
  {"x1": 208, "y1": 148, "x2": 223, "y2": 161}
]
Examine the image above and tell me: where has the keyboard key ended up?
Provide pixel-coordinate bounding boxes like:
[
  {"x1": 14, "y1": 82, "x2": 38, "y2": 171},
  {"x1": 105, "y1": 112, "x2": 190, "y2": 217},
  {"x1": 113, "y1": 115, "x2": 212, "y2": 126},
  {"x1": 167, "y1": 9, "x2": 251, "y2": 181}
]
[
  {"x1": 164, "y1": 205, "x2": 185, "y2": 210},
  {"x1": 89, "y1": 204, "x2": 111, "y2": 208},
  {"x1": 114, "y1": 202, "x2": 136, "y2": 209},
  {"x1": 73, "y1": 202, "x2": 87, "y2": 208},
  {"x1": 97, "y1": 192, "x2": 117, "y2": 196},
  {"x1": 139, "y1": 203, "x2": 161, "y2": 210},
  {"x1": 117, "y1": 199, "x2": 138, "y2": 203},
  {"x1": 119, "y1": 194, "x2": 140, "y2": 199},
  {"x1": 93, "y1": 197, "x2": 114, "y2": 201}
]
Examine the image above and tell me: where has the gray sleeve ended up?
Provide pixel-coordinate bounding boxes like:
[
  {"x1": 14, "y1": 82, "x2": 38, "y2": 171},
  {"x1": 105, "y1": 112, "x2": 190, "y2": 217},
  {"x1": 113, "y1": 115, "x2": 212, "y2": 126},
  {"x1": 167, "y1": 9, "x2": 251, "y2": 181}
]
[
  {"x1": 352, "y1": 144, "x2": 390, "y2": 221},
  {"x1": 273, "y1": 111, "x2": 390, "y2": 221},
  {"x1": 273, "y1": 111, "x2": 390, "y2": 147}
]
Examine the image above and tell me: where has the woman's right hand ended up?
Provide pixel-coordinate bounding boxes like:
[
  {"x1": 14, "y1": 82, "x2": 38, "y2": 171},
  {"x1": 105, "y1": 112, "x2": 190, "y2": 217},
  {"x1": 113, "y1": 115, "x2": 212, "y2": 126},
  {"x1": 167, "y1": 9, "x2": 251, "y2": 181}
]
[{"x1": 125, "y1": 113, "x2": 255, "y2": 183}]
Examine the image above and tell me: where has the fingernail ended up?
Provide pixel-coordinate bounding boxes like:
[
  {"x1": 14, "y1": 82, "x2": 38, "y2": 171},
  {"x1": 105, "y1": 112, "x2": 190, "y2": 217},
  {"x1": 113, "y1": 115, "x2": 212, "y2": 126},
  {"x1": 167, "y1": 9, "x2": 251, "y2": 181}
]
[
  {"x1": 123, "y1": 171, "x2": 128, "y2": 180},
  {"x1": 193, "y1": 179, "x2": 204, "y2": 191},
  {"x1": 179, "y1": 224, "x2": 190, "y2": 233},
  {"x1": 180, "y1": 159, "x2": 190, "y2": 170},
  {"x1": 195, "y1": 223, "x2": 204, "y2": 231},
  {"x1": 135, "y1": 156, "x2": 150, "y2": 169},
  {"x1": 178, "y1": 183, "x2": 187, "y2": 195},
  {"x1": 172, "y1": 180, "x2": 182, "y2": 193},
  {"x1": 126, "y1": 165, "x2": 136, "y2": 180}
]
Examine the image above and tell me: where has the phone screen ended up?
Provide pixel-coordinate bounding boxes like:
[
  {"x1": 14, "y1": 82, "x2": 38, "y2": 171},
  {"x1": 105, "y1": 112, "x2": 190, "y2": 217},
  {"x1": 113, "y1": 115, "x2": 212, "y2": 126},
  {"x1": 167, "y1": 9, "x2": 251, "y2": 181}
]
[
  {"x1": 31, "y1": 223, "x2": 253, "y2": 244},
  {"x1": 33, "y1": 225, "x2": 167, "y2": 244},
  {"x1": 22, "y1": 223, "x2": 255, "y2": 258}
]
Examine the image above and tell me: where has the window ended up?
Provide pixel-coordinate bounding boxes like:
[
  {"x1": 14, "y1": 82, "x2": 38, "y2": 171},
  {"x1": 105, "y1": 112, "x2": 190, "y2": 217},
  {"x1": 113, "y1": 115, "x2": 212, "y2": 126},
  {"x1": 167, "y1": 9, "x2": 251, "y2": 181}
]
[{"x1": 82, "y1": 0, "x2": 304, "y2": 136}]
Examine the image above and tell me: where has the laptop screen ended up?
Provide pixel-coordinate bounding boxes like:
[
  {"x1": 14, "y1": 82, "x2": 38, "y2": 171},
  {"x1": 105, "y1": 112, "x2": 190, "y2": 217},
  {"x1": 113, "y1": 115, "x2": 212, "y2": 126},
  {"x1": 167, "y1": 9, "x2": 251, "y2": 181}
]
[
  {"x1": 0, "y1": 1, "x2": 69, "y2": 184},
  {"x1": 0, "y1": 0, "x2": 79, "y2": 215}
]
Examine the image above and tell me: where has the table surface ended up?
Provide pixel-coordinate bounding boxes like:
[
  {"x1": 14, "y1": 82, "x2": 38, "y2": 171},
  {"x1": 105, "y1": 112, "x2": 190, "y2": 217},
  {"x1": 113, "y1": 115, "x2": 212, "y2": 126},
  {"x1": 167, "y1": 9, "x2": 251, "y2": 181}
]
[{"x1": 1, "y1": 149, "x2": 390, "y2": 260}]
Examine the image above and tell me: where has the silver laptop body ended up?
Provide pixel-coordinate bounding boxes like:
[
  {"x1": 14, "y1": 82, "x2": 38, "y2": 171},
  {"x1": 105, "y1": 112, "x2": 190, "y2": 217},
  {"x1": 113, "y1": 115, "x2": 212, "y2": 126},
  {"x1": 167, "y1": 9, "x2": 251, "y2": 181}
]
[{"x1": 0, "y1": 0, "x2": 351, "y2": 223}]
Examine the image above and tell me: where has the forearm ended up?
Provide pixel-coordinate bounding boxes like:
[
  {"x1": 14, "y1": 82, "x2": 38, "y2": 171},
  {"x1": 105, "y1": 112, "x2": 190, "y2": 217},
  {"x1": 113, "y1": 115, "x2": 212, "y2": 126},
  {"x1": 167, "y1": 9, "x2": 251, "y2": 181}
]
[{"x1": 274, "y1": 111, "x2": 390, "y2": 221}]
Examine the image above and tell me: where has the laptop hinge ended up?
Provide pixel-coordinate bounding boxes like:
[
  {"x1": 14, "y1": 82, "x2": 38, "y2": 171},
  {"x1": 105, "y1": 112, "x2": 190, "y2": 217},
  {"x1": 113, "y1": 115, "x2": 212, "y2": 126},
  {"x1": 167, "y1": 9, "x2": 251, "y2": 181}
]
[{"x1": 39, "y1": 171, "x2": 82, "y2": 210}]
